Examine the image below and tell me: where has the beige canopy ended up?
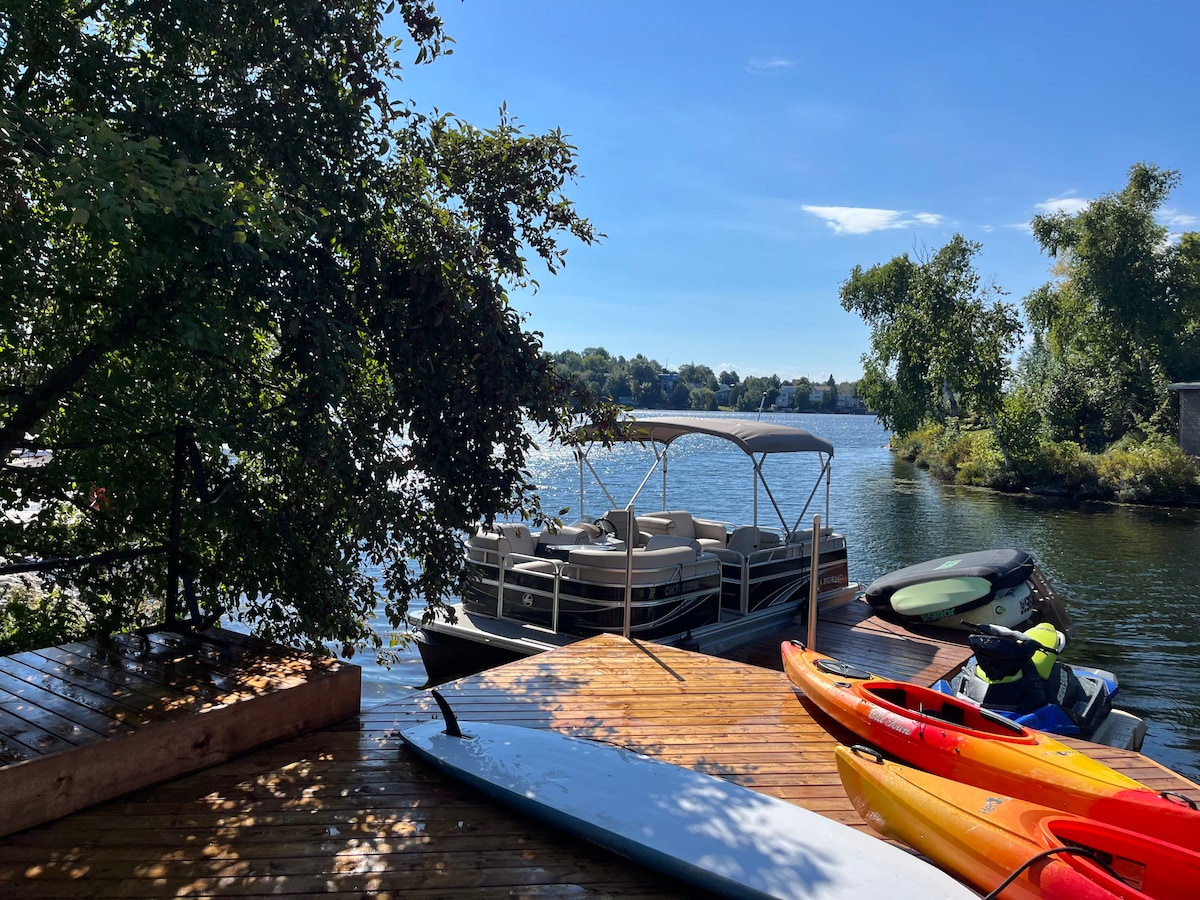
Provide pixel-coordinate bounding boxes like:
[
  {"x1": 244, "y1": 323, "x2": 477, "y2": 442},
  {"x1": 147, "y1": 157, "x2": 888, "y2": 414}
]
[{"x1": 577, "y1": 416, "x2": 834, "y2": 457}]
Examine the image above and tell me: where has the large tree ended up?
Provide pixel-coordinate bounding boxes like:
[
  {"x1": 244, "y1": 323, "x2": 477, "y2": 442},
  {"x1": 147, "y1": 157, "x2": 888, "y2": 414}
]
[
  {"x1": 0, "y1": 1, "x2": 613, "y2": 656},
  {"x1": 840, "y1": 234, "x2": 1022, "y2": 434},
  {"x1": 1028, "y1": 162, "x2": 1200, "y2": 444}
]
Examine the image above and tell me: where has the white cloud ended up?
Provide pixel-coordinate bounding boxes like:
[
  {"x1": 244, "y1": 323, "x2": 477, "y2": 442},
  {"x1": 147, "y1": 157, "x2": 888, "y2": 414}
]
[
  {"x1": 1034, "y1": 196, "x2": 1090, "y2": 216},
  {"x1": 801, "y1": 205, "x2": 943, "y2": 235},
  {"x1": 745, "y1": 56, "x2": 795, "y2": 74},
  {"x1": 1161, "y1": 208, "x2": 1197, "y2": 228}
]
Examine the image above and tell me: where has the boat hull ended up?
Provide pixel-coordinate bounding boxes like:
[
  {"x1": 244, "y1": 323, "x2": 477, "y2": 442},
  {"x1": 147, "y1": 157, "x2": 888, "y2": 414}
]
[
  {"x1": 781, "y1": 640, "x2": 1200, "y2": 847},
  {"x1": 402, "y1": 718, "x2": 976, "y2": 899},
  {"x1": 836, "y1": 745, "x2": 1200, "y2": 900}
]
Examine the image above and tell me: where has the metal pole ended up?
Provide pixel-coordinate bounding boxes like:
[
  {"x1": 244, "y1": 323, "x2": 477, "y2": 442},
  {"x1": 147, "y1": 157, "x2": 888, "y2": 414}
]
[
  {"x1": 806, "y1": 514, "x2": 821, "y2": 649},
  {"x1": 164, "y1": 426, "x2": 187, "y2": 626},
  {"x1": 623, "y1": 505, "x2": 634, "y2": 638}
]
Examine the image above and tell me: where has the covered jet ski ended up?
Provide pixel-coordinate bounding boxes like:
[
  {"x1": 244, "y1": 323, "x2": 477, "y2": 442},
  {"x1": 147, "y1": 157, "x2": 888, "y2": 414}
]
[
  {"x1": 936, "y1": 622, "x2": 1148, "y2": 751},
  {"x1": 864, "y1": 549, "x2": 1039, "y2": 631}
]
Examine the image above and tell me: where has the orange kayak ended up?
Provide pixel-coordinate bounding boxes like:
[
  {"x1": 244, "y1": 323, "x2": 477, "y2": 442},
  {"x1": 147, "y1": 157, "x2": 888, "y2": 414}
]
[
  {"x1": 781, "y1": 640, "x2": 1200, "y2": 846},
  {"x1": 835, "y1": 744, "x2": 1200, "y2": 900}
]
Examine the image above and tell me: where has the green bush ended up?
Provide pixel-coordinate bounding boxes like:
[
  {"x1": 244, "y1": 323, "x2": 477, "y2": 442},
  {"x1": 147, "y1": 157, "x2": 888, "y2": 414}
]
[
  {"x1": 909, "y1": 423, "x2": 1000, "y2": 485},
  {"x1": 894, "y1": 419, "x2": 1195, "y2": 504},
  {"x1": 0, "y1": 578, "x2": 90, "y2": 655},
  {"x1": 894, "y1": 424, "x2": 942, "y2": 462},
  {"x1": 955, "y1": 431, "x2": 1006, "y2": 486},
  {"x1": 1096, "y1": 435, "x2": 1200, "y2": 504}
]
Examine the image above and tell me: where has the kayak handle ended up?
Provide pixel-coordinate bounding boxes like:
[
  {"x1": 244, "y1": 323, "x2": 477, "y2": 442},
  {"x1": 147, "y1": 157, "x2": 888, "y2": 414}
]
[
  {"x1": 848, "y1": 744, "x2": 884, "y2": 764},
  {"x1": 1160, "y1": 790, "x2": 1198, "y2": 810}
]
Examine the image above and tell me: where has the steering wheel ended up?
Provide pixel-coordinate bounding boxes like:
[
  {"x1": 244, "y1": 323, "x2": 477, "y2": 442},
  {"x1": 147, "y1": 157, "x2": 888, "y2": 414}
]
[{"x1": 595, "y1": 517, "x2": 618, "y2": 538}]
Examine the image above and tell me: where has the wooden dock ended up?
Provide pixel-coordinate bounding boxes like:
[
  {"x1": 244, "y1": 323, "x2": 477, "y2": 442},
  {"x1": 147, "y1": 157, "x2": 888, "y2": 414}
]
[
  {"x1": 720, "y1": 595, "x2": 975, "y2": 681},
  {"x1": 0, "y1": 627, "x2": 360, "y2": 839},
  {"x1": 3, "y1": 632, "x2": 1195, "y2": 898}
]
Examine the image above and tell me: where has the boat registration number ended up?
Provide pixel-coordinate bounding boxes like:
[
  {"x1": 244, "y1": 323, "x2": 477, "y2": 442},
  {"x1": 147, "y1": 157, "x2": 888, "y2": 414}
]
[{"x1": 662, "y1": 579, "x2": 703, "y2": 597}]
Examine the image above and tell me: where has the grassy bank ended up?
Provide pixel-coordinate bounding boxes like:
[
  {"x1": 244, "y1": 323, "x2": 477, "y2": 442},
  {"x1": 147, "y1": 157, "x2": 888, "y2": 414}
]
[{"x1": 896, "y1": 421, "x2": 1200, "y2": 505}]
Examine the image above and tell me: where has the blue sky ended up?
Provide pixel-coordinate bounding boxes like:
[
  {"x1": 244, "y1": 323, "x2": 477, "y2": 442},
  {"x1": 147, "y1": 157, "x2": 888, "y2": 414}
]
[{"x1": 395, "y1": 1, "x2": 1199, "y2": 383}]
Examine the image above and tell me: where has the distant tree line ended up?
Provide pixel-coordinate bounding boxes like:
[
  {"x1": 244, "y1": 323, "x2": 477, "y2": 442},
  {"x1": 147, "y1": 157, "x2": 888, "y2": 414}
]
[{"x1": 548, "y1": 349, "x2": 862, "y2": 413}]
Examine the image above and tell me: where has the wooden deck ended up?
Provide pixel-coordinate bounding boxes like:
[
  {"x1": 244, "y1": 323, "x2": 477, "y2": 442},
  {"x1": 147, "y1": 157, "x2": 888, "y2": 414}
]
[
  {"x1": 720, "y1": 595, "x2": 975, "y2": 682},
  {"x1": 0, "y1": 627, "x2": 360, "y2": 838},
  {"x1": 3, "y1": 633, "x2": 1195, "y2": 898}
]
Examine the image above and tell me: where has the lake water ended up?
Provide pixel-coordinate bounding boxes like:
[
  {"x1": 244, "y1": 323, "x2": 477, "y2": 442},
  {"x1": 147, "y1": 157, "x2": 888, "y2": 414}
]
[{"x1": 364, "y1": 411, "x2": 1200, "y2": 783}]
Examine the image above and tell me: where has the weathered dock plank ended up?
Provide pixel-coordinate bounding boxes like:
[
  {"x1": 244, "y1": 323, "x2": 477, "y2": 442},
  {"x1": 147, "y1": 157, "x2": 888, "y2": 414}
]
[
  {"x1": 3, "y1": 633, "x2": 1193, "y2": 899},
  {"x1": 721, "y1": 596, "x2": 974, "y2": 682},
  {"x1": 0, "y1": 627, "x2": 360, "y2": 839}
]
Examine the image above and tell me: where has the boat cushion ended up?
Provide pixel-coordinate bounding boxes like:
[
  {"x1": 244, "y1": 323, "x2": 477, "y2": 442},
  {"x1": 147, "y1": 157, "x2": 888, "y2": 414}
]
[
  {"x1": 644, "y1": 534, "x2": 703, "y2": 553},
  {"x1": 536, "y1": 526, "x2": 591, "y2": 548},
  {"x1": 493, "y1": 523, "x2": 536, "y2": 557},
  {"x1": 727, "y1": 526, "x2": 782, "y2": 556},
  {"x1": 639, "y1": 510, "x2": 727, "y2": 551},
  {"x1": 566, "y1": 546, "x2": 699, "y2": 586}
]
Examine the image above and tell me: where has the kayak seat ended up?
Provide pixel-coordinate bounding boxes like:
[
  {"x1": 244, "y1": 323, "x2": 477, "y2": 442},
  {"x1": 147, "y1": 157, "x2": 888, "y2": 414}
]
[{"x1": 922, "y1": 704, "x2": 967, "y2": 726}]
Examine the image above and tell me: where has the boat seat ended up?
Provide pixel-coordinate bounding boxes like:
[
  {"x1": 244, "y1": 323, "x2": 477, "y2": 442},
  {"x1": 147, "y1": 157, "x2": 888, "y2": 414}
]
[
  {"x1": 644, "y1": 534, "x2": 703, "y2": 553},
  {"x1": 536, "y1": 525, "x2": 592, "y2": 549},
  {"x1": 602, "y1": 508, "x2": 650, "y2": 548},
  {"x1": 493, "y1": 523, "x2": 537, "y2": 559},
  {"x1": 570, "y1": 521, "x2": 604, "y2": 540},
  {"x1": 566, "y1": 545, "x2": 700, "y2": 586},
  {"x1": 637, "y1": 510, "x2": 726, "y2": 552},
  {"x1": 727, "y1": 526, "x2": 782, "y2": 556}
]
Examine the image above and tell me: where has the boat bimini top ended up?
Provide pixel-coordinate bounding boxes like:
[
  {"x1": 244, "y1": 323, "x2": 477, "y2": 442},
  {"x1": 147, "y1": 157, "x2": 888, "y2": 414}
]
[{"x1": 571, "y1": 416, "x2": 835, "y2": 538}]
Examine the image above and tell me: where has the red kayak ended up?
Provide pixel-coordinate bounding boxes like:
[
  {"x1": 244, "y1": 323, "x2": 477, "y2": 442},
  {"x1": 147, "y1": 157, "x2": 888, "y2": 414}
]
[
  {"x1": 781, "y1": 640, "x2": 1200, "y2": 847},
  {"x1": 837, "y1": 744, "x2": 1200, "y2": 900}
]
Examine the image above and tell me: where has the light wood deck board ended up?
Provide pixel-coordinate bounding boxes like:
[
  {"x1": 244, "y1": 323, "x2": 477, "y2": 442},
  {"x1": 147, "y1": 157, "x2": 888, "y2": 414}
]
[
  {"x1": 0, "y1": 627, "x2": 360, "y2": 839},
  {"x1": 4, "y1": 633, "x2": 1194, "y2": 899}
]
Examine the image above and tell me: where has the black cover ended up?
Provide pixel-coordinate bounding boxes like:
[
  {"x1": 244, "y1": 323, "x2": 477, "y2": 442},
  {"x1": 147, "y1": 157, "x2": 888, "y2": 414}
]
[{"x1": 864, "y1": 549, "x2": 1034, "y2": 611}]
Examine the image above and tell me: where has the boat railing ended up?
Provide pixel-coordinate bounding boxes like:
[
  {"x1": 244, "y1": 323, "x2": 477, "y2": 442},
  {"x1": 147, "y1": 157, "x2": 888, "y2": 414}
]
[
  {"x1": 493, "y1": 550, "x2": 565, "y2": 631},
  {"x1": 487, "y1": 546, "x2": 720, "y2": 636}
]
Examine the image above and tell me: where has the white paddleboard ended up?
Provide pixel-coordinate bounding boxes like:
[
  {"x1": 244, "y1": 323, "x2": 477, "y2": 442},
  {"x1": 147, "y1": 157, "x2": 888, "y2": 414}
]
[{"x1": 401, "y1": 717, "x2": 975, "y2": 899}]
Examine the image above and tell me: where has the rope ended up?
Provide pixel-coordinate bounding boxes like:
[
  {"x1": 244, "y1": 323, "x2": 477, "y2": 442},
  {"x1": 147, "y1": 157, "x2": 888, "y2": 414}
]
[{"x1": 980, "y1": 844, "x2": 1123, "y2": 899}]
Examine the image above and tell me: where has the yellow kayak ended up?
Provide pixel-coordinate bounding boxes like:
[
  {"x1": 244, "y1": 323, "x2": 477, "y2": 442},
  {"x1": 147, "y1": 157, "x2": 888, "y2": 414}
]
[{"x1": 836, "y1": 744, "x2": 1200, "y2": 900}]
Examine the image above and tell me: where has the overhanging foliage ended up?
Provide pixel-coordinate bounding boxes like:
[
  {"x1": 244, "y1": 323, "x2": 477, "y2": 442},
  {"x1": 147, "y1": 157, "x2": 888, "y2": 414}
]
[{"x1": 1, "y1": 1, "x2": 615, "y2": 656}]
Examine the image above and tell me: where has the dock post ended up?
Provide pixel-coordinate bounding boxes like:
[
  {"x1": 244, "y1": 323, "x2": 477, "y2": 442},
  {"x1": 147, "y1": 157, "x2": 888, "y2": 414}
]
[{"x1": 806, "y1": 515, "x2": 820, "y2": 649}]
